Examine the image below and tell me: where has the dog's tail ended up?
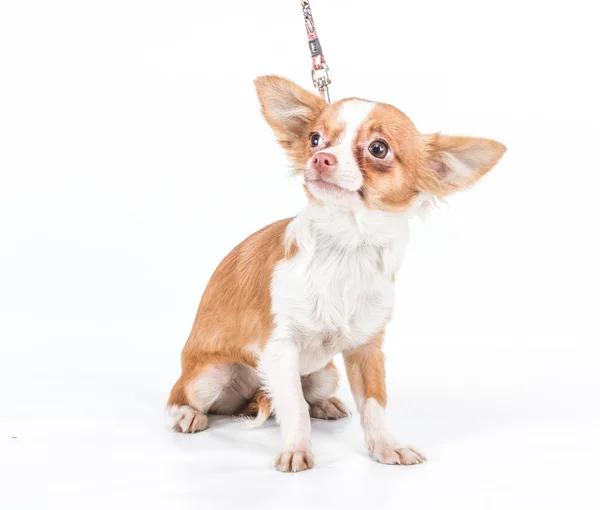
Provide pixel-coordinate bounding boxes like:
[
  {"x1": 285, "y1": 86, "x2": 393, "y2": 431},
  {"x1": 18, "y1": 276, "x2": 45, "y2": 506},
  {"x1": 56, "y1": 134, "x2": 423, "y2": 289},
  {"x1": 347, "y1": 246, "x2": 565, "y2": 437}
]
[{"x1": 236, "y1": 388, "x2": 272, "y2": 428}]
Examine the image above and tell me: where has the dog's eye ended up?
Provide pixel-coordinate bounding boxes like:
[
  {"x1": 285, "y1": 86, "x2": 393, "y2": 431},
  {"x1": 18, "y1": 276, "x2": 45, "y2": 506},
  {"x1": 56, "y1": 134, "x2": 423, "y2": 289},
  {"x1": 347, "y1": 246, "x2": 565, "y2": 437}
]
[
  {"x1": 310, "y1": 133, "x2": 323, "y2": 147},
  {"x1": 368, "y1": 140, "x2": 389, "y2": 159}
]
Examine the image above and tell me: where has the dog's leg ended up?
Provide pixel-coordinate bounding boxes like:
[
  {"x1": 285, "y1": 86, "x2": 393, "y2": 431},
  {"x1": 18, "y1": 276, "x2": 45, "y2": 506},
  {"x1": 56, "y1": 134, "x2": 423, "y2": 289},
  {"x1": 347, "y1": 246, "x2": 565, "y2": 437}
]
[
  {"x1": 343, "y1": 334, "x2": 426, "y2": 465},
  {"x1": 302, "y1": 362, "x2": 350, "y2": 420},
  {"x1": 168, "y1": 361, "x2": 253, "y2": 433},
  {"x1": 260, "y1": 338, "x2": 313, "y2": 473},
  {"x1": 167, "y1": 373, "x2": 209, "y2": 434}
]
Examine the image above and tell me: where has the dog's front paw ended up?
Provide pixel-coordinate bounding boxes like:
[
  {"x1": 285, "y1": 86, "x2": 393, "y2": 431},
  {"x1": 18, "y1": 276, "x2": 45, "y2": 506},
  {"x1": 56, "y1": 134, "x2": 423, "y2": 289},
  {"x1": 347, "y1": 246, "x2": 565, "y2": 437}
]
[
  {"x1": 369, "y1": 441, "x2": 426, "y2": 465},
  {"x1": 275, "y1": 449, "x2": 314, "y2": 473}
]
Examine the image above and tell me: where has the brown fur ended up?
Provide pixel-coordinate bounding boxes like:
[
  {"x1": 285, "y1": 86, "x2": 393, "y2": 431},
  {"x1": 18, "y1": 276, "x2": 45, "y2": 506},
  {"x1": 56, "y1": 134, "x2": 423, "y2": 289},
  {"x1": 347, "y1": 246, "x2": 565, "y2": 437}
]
[
  {"x1": 254, "y1": 75, "x2": 326, "y2": 175},
  {"x1": 167, "y1": 218, "x2": 293, "y2": 410},
  {"x1": 353, "y1": 103, "x2": 424, "y2": 211},
  {"x1": 254, "y1": 76, "x2": 505, "y2": 212},
  {"x1": 240, "y1": 388, "x2": 272, "y2": 417},
  {"x1": 418, "y1": 134, "x2": 506, "y2": 196},
  {"x1": 343, "y1": 332, "x2": 387, "y2": 408}
]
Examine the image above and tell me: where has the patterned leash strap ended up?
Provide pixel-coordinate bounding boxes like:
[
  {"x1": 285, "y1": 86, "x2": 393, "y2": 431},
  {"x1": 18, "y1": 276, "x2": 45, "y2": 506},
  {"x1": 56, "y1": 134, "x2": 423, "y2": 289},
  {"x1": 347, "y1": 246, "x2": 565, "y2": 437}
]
[{"x1": 301, "y1": 0, "x2": 331, "y2": 103}]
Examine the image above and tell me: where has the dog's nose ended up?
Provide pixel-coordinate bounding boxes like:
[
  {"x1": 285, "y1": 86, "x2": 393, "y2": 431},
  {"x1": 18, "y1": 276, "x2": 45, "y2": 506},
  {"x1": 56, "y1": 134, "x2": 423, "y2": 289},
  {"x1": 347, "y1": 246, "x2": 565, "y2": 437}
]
[{"x1": 312, "y1": 152, "x2": 338, "y2": 175}]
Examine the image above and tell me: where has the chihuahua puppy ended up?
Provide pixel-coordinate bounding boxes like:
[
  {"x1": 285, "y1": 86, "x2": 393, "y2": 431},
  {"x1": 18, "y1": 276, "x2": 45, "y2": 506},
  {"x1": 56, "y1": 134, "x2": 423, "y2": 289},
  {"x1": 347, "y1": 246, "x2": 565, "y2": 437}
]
[{"x1": 168, "y1": 76, "x2": 505, "y2": 472}]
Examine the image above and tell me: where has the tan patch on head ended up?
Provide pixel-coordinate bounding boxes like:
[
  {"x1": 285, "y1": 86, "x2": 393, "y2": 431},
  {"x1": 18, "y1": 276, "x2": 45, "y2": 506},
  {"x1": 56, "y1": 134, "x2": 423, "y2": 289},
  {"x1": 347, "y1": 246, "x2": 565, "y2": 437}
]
[
  {"x1": 310, "y1": 99, "x2": 355, "y2": 149},
  {"x1": 351, "y1": 103, "x2": 426, "y2": 212}
]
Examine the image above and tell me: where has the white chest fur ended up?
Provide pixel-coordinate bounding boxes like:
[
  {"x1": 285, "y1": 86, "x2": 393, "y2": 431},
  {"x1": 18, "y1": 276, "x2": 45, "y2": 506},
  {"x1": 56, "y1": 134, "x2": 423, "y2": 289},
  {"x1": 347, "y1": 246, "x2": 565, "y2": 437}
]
[{"x1": 270, "y1": 205, "x2": 412, "y2": 375}]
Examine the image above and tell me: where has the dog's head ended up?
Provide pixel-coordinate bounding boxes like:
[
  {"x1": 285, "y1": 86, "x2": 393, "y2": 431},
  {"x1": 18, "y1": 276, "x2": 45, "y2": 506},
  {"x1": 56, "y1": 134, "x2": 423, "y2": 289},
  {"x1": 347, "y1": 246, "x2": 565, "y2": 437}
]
[{"x1": 255, "y1": 76, "x2": 505, "y2": 212}]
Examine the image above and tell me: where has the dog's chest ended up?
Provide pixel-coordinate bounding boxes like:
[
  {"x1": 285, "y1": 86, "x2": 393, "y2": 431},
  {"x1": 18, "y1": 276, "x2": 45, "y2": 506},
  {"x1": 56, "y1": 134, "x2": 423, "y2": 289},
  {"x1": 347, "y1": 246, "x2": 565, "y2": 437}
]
[{"x1": 272, "y1": 242, "x2": 396, "y2": 374}]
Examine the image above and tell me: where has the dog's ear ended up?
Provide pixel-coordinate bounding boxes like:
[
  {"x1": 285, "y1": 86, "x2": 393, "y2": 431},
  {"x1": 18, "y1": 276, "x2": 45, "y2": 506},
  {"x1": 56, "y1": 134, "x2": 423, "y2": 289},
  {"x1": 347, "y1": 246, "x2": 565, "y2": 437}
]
[
  {"x1": 417, "y1": 134, "x2": 506, "y2": 196},
  {"x1": 254, "y1": 76, "x2": 325, "y2": 161}
]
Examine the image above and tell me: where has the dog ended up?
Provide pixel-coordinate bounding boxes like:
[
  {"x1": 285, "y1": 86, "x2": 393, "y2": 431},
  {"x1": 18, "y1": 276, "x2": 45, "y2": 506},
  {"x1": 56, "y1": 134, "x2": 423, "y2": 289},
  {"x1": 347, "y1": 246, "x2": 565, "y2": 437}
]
[{"x1": 167, "y1": 76, "x2": 505, "y2": 472}]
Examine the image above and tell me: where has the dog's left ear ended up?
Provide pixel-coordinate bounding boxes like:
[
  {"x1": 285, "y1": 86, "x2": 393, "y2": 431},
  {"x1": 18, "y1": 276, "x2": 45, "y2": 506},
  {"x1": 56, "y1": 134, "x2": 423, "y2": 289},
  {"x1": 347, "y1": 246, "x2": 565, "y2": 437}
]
[
  {"x1": 417, "y1": 134, "x2": 506, "y2": 196},
  {"x1": 254, "y1": 75, "x2": 326, "y2": 152}
]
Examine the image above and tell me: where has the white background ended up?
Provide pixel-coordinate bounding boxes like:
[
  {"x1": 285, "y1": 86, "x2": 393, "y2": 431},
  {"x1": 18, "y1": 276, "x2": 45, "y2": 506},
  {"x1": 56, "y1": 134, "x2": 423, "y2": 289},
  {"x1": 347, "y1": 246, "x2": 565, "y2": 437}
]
[{"x1": 1, "y1": 1, "x2": 599, "y2": 508}]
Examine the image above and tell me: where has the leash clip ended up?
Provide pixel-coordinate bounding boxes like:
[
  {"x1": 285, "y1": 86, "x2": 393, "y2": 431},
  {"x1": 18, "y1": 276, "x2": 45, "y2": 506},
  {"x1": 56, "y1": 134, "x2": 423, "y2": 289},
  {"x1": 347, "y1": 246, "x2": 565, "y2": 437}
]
[
  {"x1": 311, "y1": 63, "x2": 331, "y2": 103},
  {"x1": 302, "y1": 0, "x2": 332, "y2": 103}
]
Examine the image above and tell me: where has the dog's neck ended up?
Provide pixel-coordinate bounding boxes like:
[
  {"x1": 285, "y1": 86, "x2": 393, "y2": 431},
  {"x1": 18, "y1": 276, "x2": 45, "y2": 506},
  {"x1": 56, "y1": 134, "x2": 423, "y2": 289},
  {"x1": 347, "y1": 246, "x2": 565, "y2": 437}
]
[
  {"x1": 305, "y1": 202, "x2": 412, "y2": 245},
  {"x1": 285, "y1": 202, "x2": 415, "y2": 276}
]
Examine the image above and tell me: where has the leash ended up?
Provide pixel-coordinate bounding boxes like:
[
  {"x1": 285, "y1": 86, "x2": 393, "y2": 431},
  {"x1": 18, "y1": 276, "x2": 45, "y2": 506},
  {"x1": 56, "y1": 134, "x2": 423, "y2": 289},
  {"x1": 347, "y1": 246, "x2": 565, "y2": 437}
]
[{"x1": 300, "y1": 0, "x2": 332, "y2": 103}]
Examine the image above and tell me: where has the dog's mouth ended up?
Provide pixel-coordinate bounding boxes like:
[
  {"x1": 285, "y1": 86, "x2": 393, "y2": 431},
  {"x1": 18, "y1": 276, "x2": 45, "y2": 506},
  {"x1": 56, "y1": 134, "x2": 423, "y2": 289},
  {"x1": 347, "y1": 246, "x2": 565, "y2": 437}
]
[{"x1": 306, "y1": 179, "x2": 354, "y2": 196}]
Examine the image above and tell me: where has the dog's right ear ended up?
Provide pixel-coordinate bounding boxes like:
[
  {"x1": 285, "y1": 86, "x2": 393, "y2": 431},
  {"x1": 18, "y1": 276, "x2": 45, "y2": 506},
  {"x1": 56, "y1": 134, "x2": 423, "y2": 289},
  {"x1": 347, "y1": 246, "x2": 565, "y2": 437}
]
[{"x1": 254, "y1": 76, "x2": 326, "y2": 153}]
